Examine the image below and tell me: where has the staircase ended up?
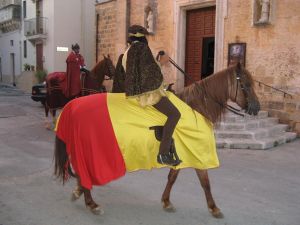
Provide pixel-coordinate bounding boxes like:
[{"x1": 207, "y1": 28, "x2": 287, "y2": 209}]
[{"x1": 215, "y1": 110, "x2": 297, "y2": 150}]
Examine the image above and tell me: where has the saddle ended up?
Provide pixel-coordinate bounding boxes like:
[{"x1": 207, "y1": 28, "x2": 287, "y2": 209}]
[{"x1": 149, "y1": 126, "x2": 182, "y2": 166}]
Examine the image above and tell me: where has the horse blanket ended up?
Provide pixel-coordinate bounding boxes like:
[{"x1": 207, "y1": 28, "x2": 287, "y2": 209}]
[
  {"x1": 55, "y1": 92, "x2": 219, "y2": 189},
  {"x1": 46, "y1": 72, "x2": 66, "y2": 91}
]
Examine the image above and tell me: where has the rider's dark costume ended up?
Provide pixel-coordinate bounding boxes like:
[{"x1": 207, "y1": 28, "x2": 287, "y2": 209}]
[
  {"x1": 121, "y1": 25, "x2": 182, "y2": 166},
  {"x1": 112, "y1": 54, "x2": 125, "y2": 93}
]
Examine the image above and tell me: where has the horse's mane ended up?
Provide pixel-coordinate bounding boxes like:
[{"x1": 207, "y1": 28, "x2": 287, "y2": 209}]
[{"x1": 177, "y1": 65, "x2": 245, "y2": 124}]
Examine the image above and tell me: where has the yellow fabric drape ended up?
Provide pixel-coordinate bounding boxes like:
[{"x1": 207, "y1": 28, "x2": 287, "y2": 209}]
[{"x1": 107, "y1": 91, "x2": 219, "y2": 172}]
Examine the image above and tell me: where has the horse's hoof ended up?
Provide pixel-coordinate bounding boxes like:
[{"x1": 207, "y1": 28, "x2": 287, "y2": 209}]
[
  {"x1": 87, "y1": 204, "x2": 104, "y2": 215},
  {"x1": 71, "y1": 189, "x2": 83, "y2": 202},
  {"x1": 209, "y1": 208, "x2": 224, "y2": 219},
  {"x1": 161, "y1": 201, "x2": 176, "y2": 212},
  {"x1": 45, "y1": 122, "x2": 52, "y2": 130}
]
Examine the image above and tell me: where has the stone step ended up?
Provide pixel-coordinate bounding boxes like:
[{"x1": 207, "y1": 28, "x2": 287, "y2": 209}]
[
  {"x1": 217, "y1": 132, "x2": 297, "y2": 150},
  {"x1": 215, "y1": 124, "x2": 289, "y2": 140},
  {"x1": 218, "y1": 117, "x2": 279, "y2": 131},
  {"x1": 223, "y1": 110, "x2": 268, "y2": 122}
]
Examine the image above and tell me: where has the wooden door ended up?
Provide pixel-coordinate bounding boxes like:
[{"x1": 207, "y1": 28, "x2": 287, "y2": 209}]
[
  {"x1": 36, "y1": 43, "x2": 43, "y2": 71},
  {"x1": 185, "y1": 7, "x2": 215, "y2": 85}
]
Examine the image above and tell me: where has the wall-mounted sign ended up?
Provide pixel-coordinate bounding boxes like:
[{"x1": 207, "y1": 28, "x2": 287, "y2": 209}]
[
  {"x1": 56, "y1": 46, "x2": 68, "y2": 52},
  {"x1": 228, "y1": 43, "x2": 246, "y2": 67}
]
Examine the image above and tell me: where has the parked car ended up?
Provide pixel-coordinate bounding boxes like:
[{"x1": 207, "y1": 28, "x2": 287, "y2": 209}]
[{"x1": 31, "y1": 82, "x2": 46, "y2": 105}]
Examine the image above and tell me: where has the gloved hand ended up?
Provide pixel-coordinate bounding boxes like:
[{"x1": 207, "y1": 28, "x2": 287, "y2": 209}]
[{"x1": 80, "y1": 67, "x2": 90, "y2": 74}]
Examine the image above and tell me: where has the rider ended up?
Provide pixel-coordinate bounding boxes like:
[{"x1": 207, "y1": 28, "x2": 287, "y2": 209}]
[
  {"x1": 65, "y1": 43, "x2": 86, "y2": 98},
  {"x1": 122, "y1": 25, "x2": 181, "y2": 166}
]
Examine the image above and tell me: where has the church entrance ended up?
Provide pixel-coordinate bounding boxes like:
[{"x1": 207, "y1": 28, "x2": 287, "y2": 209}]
[{"x1": 185, "y1": 6, "x2": 216, "y2": 86}]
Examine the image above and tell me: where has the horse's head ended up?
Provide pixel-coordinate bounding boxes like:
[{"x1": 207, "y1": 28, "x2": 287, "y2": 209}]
[
  {"x1": 103, "y1": 54, "x2": 115, "y2": 79},
  {"x1": 89, "y1": 55, "x2": 115, "y2": 84},
  {"x1": 229, "y1": 62, "x2": 260, "y2": 115}
]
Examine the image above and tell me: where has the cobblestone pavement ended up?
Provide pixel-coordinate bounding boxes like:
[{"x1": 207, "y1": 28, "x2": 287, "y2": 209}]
[{"x1": 0, "y1": 84, "x2": 299, "y2": 225}]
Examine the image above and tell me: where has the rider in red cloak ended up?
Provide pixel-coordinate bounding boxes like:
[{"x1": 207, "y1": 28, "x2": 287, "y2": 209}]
[{"x1": 64, "y1": 43, "x2": 85, "y2": 98}]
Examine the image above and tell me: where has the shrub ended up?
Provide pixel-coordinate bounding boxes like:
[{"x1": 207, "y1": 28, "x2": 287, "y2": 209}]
[{"x1": 35, "y1": 70, "x2": 47, "y2": 83}]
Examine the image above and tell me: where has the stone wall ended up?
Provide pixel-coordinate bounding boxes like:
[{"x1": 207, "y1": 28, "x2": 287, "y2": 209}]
[
  {"x1": 16, "y1": 71, "x2": 36, "y2": 93},
  {"x1": 96, "y1": 1, "x2": 118, "y2": 62},
  {"x1": 224, "y1": 0, "x2": 300, "y2": 134}
]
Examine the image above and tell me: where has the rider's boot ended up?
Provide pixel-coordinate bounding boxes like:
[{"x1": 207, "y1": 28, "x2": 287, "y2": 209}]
[{"x1": 153, "y1": 97, "x2": 182, "y2": 167}]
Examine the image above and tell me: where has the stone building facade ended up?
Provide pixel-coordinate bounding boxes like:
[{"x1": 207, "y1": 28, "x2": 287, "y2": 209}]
[{"x1": 96, "y1": 0, "x2": 300, "y2": 134}]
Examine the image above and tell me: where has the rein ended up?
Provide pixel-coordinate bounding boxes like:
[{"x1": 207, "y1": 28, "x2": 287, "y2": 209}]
[{"x1": 169, "y1": 57, "x2": 245, "y2": 117}]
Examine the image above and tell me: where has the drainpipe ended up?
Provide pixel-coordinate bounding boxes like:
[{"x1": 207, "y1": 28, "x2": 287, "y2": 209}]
[{"x1": 126, "y1": 0, "x2": 130, "y2": 38}]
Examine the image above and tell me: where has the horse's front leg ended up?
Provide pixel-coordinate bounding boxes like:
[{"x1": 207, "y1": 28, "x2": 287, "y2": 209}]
[
  {"x1": 161, "y1": 168, "x2": 180, "y2": 212},
  {"x1": 45, "y1": 109, "x2": 56, "y2": 130},
  {"x1": 195, "y1": 169, "x2": 223, "y2": 218}
]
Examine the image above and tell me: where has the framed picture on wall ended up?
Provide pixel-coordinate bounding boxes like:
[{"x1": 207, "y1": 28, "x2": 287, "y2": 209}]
[{"x1": 228, "y1": 43, "x2": 246, "y2": 67}]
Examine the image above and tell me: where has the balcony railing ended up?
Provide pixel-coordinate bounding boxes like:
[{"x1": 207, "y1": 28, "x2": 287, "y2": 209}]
[
  {"x1": 24, "y1": 17, "x2": 47, "y2": 38},
  {"x1": 0, "y1": 5, "x2": 21, "y2": 32},
  {"x1": 0, "y1": 0, "x2": 21, "y2": 9}
]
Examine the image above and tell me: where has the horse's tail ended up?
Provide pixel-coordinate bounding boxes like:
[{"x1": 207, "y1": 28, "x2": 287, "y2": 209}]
[{"x1": 54, "y1": 136, "x2": 75, "y2": 183}]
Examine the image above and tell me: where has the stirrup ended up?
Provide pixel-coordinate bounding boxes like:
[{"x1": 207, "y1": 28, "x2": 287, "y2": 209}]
[
  {"x1": 157, "y1": 153, "x2": 181, "y2": 166},
  {"x1": 150, "y1": 125, "x2": 182, "y2": 166}
]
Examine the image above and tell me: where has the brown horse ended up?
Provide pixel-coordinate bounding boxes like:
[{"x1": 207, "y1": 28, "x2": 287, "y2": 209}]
[
  {"x1": 54, "y1": 63, "x2": 260, "y2": 216},
  {"x1": 45, "y1": 55, "x2": 115, "y2": 127}
]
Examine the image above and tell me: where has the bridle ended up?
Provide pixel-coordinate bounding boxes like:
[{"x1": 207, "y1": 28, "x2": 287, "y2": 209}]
[
  {"x1": 80, "y1": 57, "x2": 114, "y2": 95},
  {"x1": 168, "y1": 55, "x2": 245, "y2": 117}
]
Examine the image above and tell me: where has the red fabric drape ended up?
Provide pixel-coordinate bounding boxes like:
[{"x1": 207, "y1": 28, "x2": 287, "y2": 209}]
[{"x1": 56, "y1": 94, "x2": 126, "y2": 189}]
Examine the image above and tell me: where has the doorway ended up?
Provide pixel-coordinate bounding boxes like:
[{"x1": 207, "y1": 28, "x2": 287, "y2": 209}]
[
  {"x1": 10, "y1": 53, "x2": 16, "y2": 86},
  {"x1": 185, "y1": 6, "x2": 215, "y2": 85},
  {"x1": 36, "y1": 43, "x2": 43, "y2": 71},
  {"x1": 201, "y1": 37, "x2": 215, "y2": 79}
]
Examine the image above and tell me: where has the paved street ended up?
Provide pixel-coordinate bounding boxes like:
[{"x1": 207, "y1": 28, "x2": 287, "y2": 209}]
[{"x1": 0, "y1": 85, "x2": 300, "y2": 225}]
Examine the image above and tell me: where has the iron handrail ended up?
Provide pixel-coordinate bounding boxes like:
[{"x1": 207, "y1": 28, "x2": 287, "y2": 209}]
[{"x1": 254, "y1": 80, "x2": 293, "y2": 98}]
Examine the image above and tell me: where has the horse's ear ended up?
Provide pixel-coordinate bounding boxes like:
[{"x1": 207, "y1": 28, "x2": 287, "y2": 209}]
[
  {"x1": 103, "y1": 54, "x2": 107, "y2": 59},
  {"x1": 107, "y1": 54, "x2": 110, "y2": 59}
]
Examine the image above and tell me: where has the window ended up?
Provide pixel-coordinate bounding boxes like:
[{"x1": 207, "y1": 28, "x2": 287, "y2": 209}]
[
  {"x1": 24, "y1": 40, "x2": 27, "y2": 58},
  {"x1": 23, "y1": 1, "x2": 26, "y2": 18},
  {"x1": 10, "y1": 40, "x2": 14, "y2": 46}
]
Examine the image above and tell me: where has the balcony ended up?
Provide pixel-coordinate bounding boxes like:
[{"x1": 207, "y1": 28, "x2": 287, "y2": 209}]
[
  {"x1": 24, "y1": 17, "x2": 48, "y2": 42},
  {"x1": 0, "y1": 0, "x2": 21, "y2": 9},
  {"x1": 0, "y1": 4, "x2": 21, "y2": 32}
]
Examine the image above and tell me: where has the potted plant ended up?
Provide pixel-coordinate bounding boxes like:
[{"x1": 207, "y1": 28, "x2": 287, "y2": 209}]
[
  {"x1": 34, "y1": 70, "x2": 47, "y2": 83},
  {"x1": 24, "y1": 63, "x2": 31, "y2": 71}
]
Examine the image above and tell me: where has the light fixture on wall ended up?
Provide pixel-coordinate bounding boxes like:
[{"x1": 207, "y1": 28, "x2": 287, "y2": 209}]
[{"x1": 56, "y1": 47, "x2": 69, "y2": 52}]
